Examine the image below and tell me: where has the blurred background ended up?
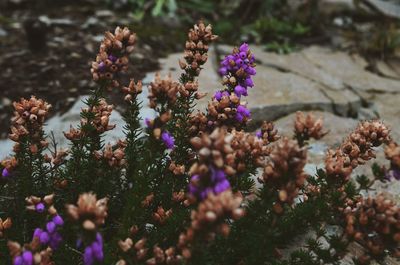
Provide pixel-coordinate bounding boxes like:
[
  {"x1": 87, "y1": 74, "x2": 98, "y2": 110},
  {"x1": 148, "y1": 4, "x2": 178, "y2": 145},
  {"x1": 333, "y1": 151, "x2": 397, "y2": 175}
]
[{"x1": 0, "y1": 0, "x2": 399, "y2": 139}]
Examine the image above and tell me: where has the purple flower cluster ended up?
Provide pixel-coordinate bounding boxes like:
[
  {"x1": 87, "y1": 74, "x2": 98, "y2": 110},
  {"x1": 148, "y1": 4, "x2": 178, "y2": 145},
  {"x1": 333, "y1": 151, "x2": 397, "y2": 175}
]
[
  {"x1": 33, "y1": 215, "x2": 64, "y2": 249},
  {"x1": 161, "y1": 131, "x2": 175, "y2": 150},
  {"x1": 219, "y1": 43, "x2": 256, "y2": 98},
  {"x1": 13, "y1": 251, "x2": 33, "y2": 265},
  {"x1": 189, "y1": 166, "x2": 231, "y2": 200},
  {"x1": 82, "y1": 233, "x2": 104, "y2": 265}
]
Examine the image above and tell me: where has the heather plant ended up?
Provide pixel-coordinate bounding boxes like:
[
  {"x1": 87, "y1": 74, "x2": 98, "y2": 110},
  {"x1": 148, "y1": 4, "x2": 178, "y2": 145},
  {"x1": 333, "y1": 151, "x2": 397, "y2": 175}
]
[{"x1": 1, "y1": 21, "x2": 400, "y2": 265}]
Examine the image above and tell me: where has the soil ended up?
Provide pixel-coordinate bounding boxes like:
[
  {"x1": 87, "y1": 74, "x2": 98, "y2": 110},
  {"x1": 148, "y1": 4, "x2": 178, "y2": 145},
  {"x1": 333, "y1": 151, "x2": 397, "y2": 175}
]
[{"x1": 0, "y1": 0, "x2": 185, "y2": 138}]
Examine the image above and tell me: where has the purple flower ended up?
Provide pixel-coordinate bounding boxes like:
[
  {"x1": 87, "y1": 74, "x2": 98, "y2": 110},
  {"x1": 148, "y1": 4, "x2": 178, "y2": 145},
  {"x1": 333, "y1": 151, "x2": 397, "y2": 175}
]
[
  {"x1": 108, "y1": 54, "x2": 117, "y2": 63},
  {"x1": 98, "y1": 62, "x2": 106, "y2": 73},
  {"x1": 2, "y1": 168, "x2": 11, "y2": 178},
  {"x1": 144, "y1": 118, "x2": 152, "y2": 128},
  {"x1": 256, "y1": 131, "x2": 262, "y2": 139},
  {"x1": 53, "y1": 215, "x2": 64, "y2": 226},
  {"x1": 46, "y1": 221, "x2": 56, "y2": 234},
  {"x1": 49, "y1": 232, "x2": 63, "y2": 249},
  {"x1": 234, "y1": 85, "x2": 247, "y2": 97},
  {"x1": 22, "y1": 251, "x2": 33, "y2": 265},
  {"x1": 83, "y1": 233, "x2": 104, "y2": 265},
  {"x1": 39, "y1": 231, "x2": 50, "y2": 244},
  {"x1": 14, "y1": 256, "x2": 23, "y2": 265},
  {"x1": 189, "y1": 166, "x2": 231, "y2": 200},
  {"x1": 35, "y1": 203, "x2": 45, "y2": 213},
  {"x1": 33, "y1": 228, "x2": 43, "y2": 238},
  {"x1": 385, "y1": 166, "x2": 400, "y2": 181},
  {"x1": 161, "y1": 131, "x2": 175, "y2": 150}
]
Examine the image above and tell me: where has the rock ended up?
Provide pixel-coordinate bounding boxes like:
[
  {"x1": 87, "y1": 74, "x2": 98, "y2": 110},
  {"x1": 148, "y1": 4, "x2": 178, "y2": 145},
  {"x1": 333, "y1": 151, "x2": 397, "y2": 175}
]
[
  {"x1": 217, "y1": 45, "x2": 362, "y2": 117},
  {"x1": 38, "y1": 16, "x2": 75, "y2": 27},
  {"x1": 302, "y1": 46, "x2": 400, "y2": 94},
  {"x1": 317, "y1": 0, "x2": 355, "y2": 16},
  {"x1": 370, "y1": 93, "x2": 400, "y2": 142},
  {"x1": 376, "y1": 60, "x2": 400, "y2": 79},
  {"x1": 248, "y1": 65, "x2": 334, "y2": 123},
  {"x1": 0, "y1": 98, "x2": 12, "y2": 108},
  {"x1": 0, "y1": 28, "x2": 7, "y2": 37},
  {"x1": 274, "y1": 111, "x2": 358, "y2": 149},
  {"x1": 95, "y1": 10, "x2": 115, "y2": 18},
  {"x1": 362, "y1": 0, "x2": 400, "y2": 19}
]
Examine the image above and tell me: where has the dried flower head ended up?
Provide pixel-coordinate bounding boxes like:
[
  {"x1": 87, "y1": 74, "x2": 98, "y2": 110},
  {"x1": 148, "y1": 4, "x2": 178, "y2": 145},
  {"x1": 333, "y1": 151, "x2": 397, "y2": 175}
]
[
  {"x1": 1, "y1": 156, "x2": 17, "y2": 179},
  {"x1": 325, "y1": 121, "x2": 390, "y2": 183},
  {"x1": 178, "y1": 190, "x2": 244, "y2": 259},
  {"x1": 64, "y1": 98, "x2": 115, "y2": 140},
  {"x1": 180, "y1": 21, "x2": 217, "y2": 80},
  {"x1": 91, "y1": 26, "x2": 136, "y2": 89},
  {"x1": 344, "y1": 194, "x2": 400, "y2": 257},
  {"x1": 385, "y1": 141, "x2": 400, "y2": 180},
  {"x1": 294, "y1": 111, "x2": 327, "y2": 145},
  {"x1": 66, "y1": 193, "x2": 108, "y2": 231},
  {"x1": 10, "y1": 96, "x2": 51, "y2": 143},
  {"x1": 26, "y1": 194, "x2": 57, "y2": 215},
  {"x1": 148, "y1": 73, "x2": 181, "y2": 108},
  {"x1": 207, "y1": 91, "x2": 250, "y2": 130},
  {"x1": 0, "y1": 217, "x2": 12, "y2": 237},
  {"x1": 152, "y1": 206, "x2": 173, "y2": 225},
  {"x1": 122, "y1": 79, "x2": 143, "y2": 102},
  {"x1": 256, "y1": 121, "x2": 280, "y2": 145},
  {"x1": 261, "y1": 138, "x2": 307, "y2": 210},
  {"x1": 189, "y1": 128, "x2": 234, "y2": 200},
  {"x1": 94, "y1": 140, "x2": 126, "y2": 167}
]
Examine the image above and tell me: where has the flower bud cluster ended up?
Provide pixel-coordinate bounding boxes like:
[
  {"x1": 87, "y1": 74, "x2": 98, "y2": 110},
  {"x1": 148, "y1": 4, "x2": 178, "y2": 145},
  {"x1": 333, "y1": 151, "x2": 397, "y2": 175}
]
[
  {"x1": 256, "y1": 121, "x2": 280, "y2": 145},
  {"x1": 261, "y1": 138, "x2": 307, "y2": 213},
  {"x1": 122, "y1": 79, "x2": 143, "y2": 102},
  {"x1": 117, "y1": 238, "x2": 182, "y2": 265},
  {"x1": 8, "y1": 238, "x2": 53, "y2": 265},
  {"x1": 9, "y1": 96, "x2": 51, "y2": 143},
  {"x1": 64, "y1": 99, "x2": 115, "y2": 140},
  {"x1": 180, "y1": 21, "x2": 217, "y2": 80},
  {"x1": 26, "y1": 194, "x2": 57, "y2": 215},
  {"x1": 94, "y1": 140, "x2": 126, "y2": 167},
  {"x1": 66, "y1": 193, "x2": 108, "y2": 231},
  {"x1": 188, "y1": 128, "x2": 233, "y2": 200},
  {"x1": 294, "y1": 111, "x2": 327, "y2": 144},
  {"x1": 43, "y1": 149, "x2": 68, "y2": 167},
  {"x1": 207, "y1": 91, "x2": 250, "y2": 129},
  {"x1": 91, "y1": 27, "x2": 136, "y2": 89},
  {"x1": 344, "y1": 194, "x2": 400, "y2": 258},
  {"x1": 177, "y1": 190, "x2": 244, "y2": 259},
  {"x1": 152, "y1": 206, "x2": 173, "y2": 225},
  {"x1": 1, "y1": 157, "x2": 17, "y2": 180},
  {"x1": 148, "y1": 73, "x2": 181, "y2": 109},
  {"x1": 230, "y1": 130, "x2": 271, "y2": 172},
  {"x1": 384, "y1": 141, "x2": 400, "y2": 180},
  {"x1": 0, "y1": 217, "x2": 12, "y2": 237},
  {"x1": 325, "y1": 121, "x2": 390, "y2": 183}
]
